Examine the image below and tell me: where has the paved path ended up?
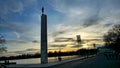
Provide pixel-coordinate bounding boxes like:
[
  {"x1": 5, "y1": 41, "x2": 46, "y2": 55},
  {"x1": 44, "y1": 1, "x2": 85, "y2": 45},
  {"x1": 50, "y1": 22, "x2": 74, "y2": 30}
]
[
  {"x1": 7, "y1": 54, "x2": 120, "y2": 68},
  {"x1": 49, "y1": 54, "x2": 120, "y2": 68}
]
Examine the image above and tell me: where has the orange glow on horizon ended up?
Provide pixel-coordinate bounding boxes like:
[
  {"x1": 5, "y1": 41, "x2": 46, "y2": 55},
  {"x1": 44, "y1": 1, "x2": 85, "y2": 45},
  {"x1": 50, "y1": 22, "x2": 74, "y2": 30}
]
[{"x1": 48, "y1": 49, "x2": 78, "y2": 52}]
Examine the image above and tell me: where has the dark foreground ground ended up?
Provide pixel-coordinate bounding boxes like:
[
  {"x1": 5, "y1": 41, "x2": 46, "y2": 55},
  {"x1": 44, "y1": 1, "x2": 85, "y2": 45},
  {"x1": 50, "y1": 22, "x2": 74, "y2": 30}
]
[
  {"x1": 49, "y1": 54, "x2": 120, "y2": 68},
  {"x1": 6, "y1": 54, "x2": 120, "y2": 68}
]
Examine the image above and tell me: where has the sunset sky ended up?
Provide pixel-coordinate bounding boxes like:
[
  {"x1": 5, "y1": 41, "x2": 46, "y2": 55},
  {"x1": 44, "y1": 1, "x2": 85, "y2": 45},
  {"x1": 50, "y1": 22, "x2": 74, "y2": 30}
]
[{"x1": 0, "y1": 0, "x2": 120, "y2": 56}]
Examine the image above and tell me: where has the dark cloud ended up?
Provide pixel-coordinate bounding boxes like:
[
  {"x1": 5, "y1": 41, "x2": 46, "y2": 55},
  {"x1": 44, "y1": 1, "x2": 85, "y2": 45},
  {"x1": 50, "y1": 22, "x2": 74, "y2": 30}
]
[
  {"x1": 0, "y1": 0, "x2": 24, "y2": 16},
  {"x1": 50, "y1": 44, "x2": 67, "y2": 48},
  {"x1": 104, "y1": 23, "x2": 113, "y2": 27},
  {"x1": 13, "y1": 48, "x2": 39, "y2": 54},
  {"x1": 0, "y1": 0, "x2": 35, "y2": 33},
  {"x1": 54, "y1": 37, "x2": 75, "y2": 42},
  {"x1": 0, "y1": 17, "x2": 29, "y2": 33},
  {"x1": 14, "y1": 51, "x2": 26, "y2": 54},
  {"x1": 82, "y1": 0, "x2": 120, "y2": 27},
  {"x1": 32, "y1": 40, "x2": 39, "y2": 43},
  {"x1": 83, "y1": 38, "x2": 103, "y2": 42},
  {"x1": 25, "y1": 48, "x2": 39, "y2": 51},
  {"x1": 71, "y1": 45, "x2": 80, "y2": 48},
  {"x1": 83, "y1": 1, "x2": 103, "y2": 27},
  {"x1": 52, "y1": 31, "x2": 66, "y2": 37},
  {"x1": 6, "y1": 39, "x2": 30, "y2": 44},
  {"x1": 83, "y1": 16, "x2": 102, "y2": 27}
]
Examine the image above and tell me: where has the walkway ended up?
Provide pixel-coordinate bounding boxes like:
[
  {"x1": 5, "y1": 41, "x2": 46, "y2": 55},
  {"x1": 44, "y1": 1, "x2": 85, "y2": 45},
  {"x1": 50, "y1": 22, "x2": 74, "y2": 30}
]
[
  {"x1": 7, "y1": 54, "x2": 120, "y2": 68},
  {"x1": 50, "y1": 54, "x2": 120, "y2": 68}
]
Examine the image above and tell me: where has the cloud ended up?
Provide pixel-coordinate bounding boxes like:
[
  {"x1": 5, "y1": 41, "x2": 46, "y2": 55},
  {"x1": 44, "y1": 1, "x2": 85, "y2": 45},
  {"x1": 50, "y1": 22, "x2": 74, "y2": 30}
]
[
  {"x1": 71, "y1": 45, "x2": 80, "y2": 48},
  {"x1": 83, "y1": 15, "x2": 103, "y2": 27},
  {"x1": 0, "y1": 0, "x2": 38, "y2": 16},
  {"x1": 6, "y1": 39, "x2": 30, "y2": 44},
  {"x1": 0, "y1": 52, "x2": 20, "y2": 57},
  {"x1": 83, "y1": 38, "x2": 103, "y2": 43},
  {"x1": 49, "y1": 0, "x2": 120, "y2": 28},
  {"x1": 50, "y1": 44, "x2": 67, "y2": 48},
  {"x1": 50, "y1": 23, "x2": 83, "y2": 39},
  {"x1": 0, "y1": 15, "x2": 40, "y2": 42},
  {"x1": 1, "y1": 0, "x2": 120, "y2": 52},
  {"x1": 48, "y1": 23, "x2": 105, "y2": 48},
  {"x1": 13, "y1": 32, "x2": 20, "y2": 39},
  {"x1": 12, "y1": 48, "x2": 39, "y2": 54},
  {"x1": 48, "y1": 0, "x2": 107, "y2": 39},
  {"x1": 51, "y1": 24, "x2": 72, "y2": 37},
  {"x1": 0, "y1": 0, "x2": 24, "y2": 16},
  {"x1": 0, "y1": 0, "x2": 40, "y2": 40},
  {"x1": 52, "y1": 31, "x2": 66, "y2": 37},
  {"x1": 54, "y1": 37, "x2": 75, "y2": 42},
  {"x1": 25, "y1": 48, "x2": 39, "y2": 51},
  {"x1": 32, "y1": 40, "x2": 40, "y2": 43},
  {"x1": 0, "y1": 48, "x2": 39, "y2": 56},
  {"x1": 0, "y1": 18, "x2": 29, "y2": 33}
]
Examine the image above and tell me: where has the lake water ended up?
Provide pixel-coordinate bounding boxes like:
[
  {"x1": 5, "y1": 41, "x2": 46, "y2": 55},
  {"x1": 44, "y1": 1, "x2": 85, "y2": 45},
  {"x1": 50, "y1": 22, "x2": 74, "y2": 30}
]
[{"x1": 10, "y1": 55, "x2": 78, "y2": 64}]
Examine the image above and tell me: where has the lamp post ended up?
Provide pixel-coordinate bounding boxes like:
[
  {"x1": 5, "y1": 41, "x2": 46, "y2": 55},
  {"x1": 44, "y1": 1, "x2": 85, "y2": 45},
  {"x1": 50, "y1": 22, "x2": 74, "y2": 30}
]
[{"x1": 76, "y1": 35, "x2": 81, "y2": 56}]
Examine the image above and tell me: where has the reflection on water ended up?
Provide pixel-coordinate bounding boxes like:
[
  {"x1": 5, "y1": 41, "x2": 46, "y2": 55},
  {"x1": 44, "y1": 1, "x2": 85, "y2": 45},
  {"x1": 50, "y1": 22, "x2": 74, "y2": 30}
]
[{"x1": 10, "y1": 55, "x2": 78, "y2": 64}]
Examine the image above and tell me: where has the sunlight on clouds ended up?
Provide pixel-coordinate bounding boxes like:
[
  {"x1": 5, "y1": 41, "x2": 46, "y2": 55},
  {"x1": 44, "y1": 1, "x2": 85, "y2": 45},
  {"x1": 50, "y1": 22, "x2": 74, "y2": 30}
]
[
  {"x1": 63, "y1": 44, "x2": 78, "y2": 51},
  {"x1": 1, "y1": 0, "x2": 120, "y2": 55},
  {"x1": 13, "y1": 32, "x2": 20, "y2": 39},
  {"x1": 82, "y1": 44, "x2": 89, "y2": 49},
  {"x1": 48, "y1": 22, "x2": 104, "y2": 51}
]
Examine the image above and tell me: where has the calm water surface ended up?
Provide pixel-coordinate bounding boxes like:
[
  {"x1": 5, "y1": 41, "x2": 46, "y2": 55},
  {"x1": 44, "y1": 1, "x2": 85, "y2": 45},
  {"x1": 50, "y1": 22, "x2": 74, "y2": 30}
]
[{"x1": 10, "y1": 55, "x2": 78, "y2": 64}]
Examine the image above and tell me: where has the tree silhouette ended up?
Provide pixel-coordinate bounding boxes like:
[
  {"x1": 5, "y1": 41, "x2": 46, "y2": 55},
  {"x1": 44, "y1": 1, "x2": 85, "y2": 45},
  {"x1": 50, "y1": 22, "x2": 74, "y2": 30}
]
[
  {"x1": 0, "y1": 34, "x2": 7, "y2": 53},
  {"x1": 104, "y1": 24, "x2": 120, "y2": 52}
]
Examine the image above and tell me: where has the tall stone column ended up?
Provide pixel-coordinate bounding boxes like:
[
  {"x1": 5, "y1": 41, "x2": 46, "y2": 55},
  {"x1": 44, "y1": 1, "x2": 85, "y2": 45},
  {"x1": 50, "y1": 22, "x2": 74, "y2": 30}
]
[{"x1": 41, "y1": 7, "x2": 48, "y2": 64}]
